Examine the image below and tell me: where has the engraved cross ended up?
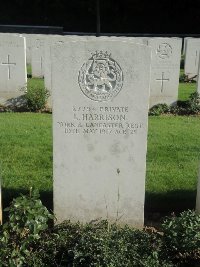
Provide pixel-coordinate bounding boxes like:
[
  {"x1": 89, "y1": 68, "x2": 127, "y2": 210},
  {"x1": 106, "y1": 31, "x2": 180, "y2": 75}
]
[
  {"x1": 1, "y1": 55, "x2": 16, "y2": 80},
  {"x1": 156, "y1": 72, "x2": 169, "y2": 93}
]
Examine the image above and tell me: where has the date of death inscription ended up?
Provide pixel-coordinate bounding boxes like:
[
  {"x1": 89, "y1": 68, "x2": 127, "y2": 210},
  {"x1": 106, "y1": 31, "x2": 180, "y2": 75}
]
[{"x1": 56, "y1": 106, "x2": 144, "y2": 135}]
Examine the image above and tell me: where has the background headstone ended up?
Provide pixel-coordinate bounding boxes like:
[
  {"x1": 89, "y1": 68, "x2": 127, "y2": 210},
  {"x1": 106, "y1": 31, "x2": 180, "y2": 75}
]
[
  {"x1": 182, "y1": 37, "x2": 190, "y2": 56},
  {"x1": 148, "y1": 37, "x2": 182, "y2": 107},
  {"x1": 0, "y1": 34, "x2": 27, "y2": 106},
  {"x1": 184, "y1": 38, "x2": 200, "y2": 79},
  {"x1": 22, "y1": 34, "x2": 32, "y2": 65},
  {"x1": 31, "y1": 34, "x2": 46, "y2": 78},
  {"x1": 52, "y1": 39, "x2": 151, "y2": 227},
  {"x1": 196, "y1": 54, "x2": 200, "y2": 94}
]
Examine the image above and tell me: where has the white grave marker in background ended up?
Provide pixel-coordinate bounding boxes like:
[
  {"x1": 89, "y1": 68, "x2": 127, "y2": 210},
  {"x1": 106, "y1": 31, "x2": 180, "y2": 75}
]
[
  {"x1": 148, "y1": 38, "x2": 182, "y2": 107},
  {"x1": 0, "y1": 34, "x2": 27, "y2": 106},
  {"x1": 52, "y1": 39, "x2": 151, "y2": 227},
  {"x1": 31, "y1": 35, "x2": 46, "y2": 78},
  {"x1": 196, "y1": 54, "x2": 200, "y2": 94},
  {"x1": 22, "y1": 34, "x2": 32, "y2": 65},
  {"x1": 184, "y1": 38, "x2": 200, "y2": 79}
]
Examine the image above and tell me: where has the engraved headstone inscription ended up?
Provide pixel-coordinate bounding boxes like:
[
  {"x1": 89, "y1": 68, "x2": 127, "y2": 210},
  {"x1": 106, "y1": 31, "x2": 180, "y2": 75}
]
[
  {"x1": 52, "y1": 39, "x2": 151, "y2": 227},
  {"x1": 184, "y1": 38, "x2": 200, "y2": 79},
  {"x1": 45, "y1": 35, "x2": 144, "y2": 108},
  {"x1": 148, "y1": 38, "x2": 182, "y2": 107},
  {"x1": 31, "y1": 34, "x2": 46, "y2": 78},
  {"x1": 0, "y1": 34, "x2": 27, "y2": 106}
]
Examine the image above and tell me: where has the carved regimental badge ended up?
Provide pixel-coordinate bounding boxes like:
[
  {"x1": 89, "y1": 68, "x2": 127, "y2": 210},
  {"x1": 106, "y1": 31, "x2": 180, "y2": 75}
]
[
  {"x1": 78, "y1": 51, "x2": 123, "y2": 102},
  {"x1": 156, "y1": 43, "x2": 172, "y2": 59}
]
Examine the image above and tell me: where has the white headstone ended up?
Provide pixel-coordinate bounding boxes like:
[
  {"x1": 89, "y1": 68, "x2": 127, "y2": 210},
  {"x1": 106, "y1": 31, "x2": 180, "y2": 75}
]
[
  {"x1": 45, "y1": 35, "x2": 82, "y2": 107},
  {"x1": 52, "y1": 39, "x2": 151, "y2": 227},
  {"x1": 148, "y1": 38, "x2": 182, "y2": 107},
  {"x1": 0, "y1": 34, "x2": 27, "y2": 106},
  {"x1": 45, "y1": 35, "x2": 144, "y2": 108},
  {"x1": 197, "y1": 54, "x2": 200, "y2": 94},
  {"x1": 184, "y1": 38, "x2": 200, "y2": 79},
  {"x1": 31, "y1": 34, "x2": 46, "y2": 78},
  {"x1": 183, "y1": 37, "x2": 190, "y2": 56},
  {"x1": 22, "y1": 34, "x2": 32, "y2": 65}
]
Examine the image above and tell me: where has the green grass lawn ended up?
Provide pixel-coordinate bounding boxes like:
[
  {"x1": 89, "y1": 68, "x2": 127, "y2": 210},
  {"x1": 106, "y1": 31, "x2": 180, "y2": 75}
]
[
  {"x1": 27, "y1": 77, "x2": 44, "y2": 88},
  {"x1": 27, "y1": 64, "x2": 32, "y2": 76},
  {"x1": 0, "y1": 112, "x2": 200, "y2": 214},
  {"x1": 146, "y1": 115, "x2": 200, "y2": 212},
  {"x1": 0, "y1": 113, "x2": 52, "y2": 209},
  {"x1": 178, "y1": 82, "x2": 197, "y2": 101}
]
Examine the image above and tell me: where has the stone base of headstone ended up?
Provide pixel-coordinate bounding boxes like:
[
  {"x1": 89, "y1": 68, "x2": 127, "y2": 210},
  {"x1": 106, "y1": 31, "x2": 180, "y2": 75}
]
[
  {"x1": 0, "y1": 93, "x2": 26, "y2": 108},
  {"x1": 150, "y1": 96, "x2": 177, "y2": 107}
]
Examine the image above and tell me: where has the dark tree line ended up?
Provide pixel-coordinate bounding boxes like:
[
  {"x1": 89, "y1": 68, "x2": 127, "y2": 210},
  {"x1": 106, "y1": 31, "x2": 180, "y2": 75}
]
[{"x1": 0, "y1": 0, "x2": 200, "y2": 33}]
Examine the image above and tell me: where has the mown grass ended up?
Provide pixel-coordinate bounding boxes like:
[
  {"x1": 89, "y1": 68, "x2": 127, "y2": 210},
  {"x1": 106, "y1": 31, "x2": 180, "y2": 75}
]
[
  {"x1": 0, "y1": 113, "x2": 52, "y2": 208},
  {"x1": 146, "y1": 115, "x2": 200, "y2": 212},
  {"x1": 27, "y1": 64, "x2": 32, "y2": 76},
  {"x1": 0, "y1": 112, "x2": 200, "y2": 213},
  {"x1": 178, "y1": 82, "x2": 197, "y2": 101},
  {"x1": 27, "y1": 77, "x2": 44, "y2": 88}
]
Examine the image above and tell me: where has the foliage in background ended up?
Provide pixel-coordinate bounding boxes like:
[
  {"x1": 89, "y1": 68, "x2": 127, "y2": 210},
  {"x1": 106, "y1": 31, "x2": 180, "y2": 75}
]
[
  {"x1": 0, "y1": 78, "x2": 49, "y2": 112},
  {"x1": 178, "y1": 81, "x2": 196, "y2": 101},
  {"x1": 149, "y1": 92, "x2": 200, "y2": 116},
  {"x1": 23, "y1": 82, "x2": 50, "y2": 112},
  {"x1": 149, "y1": 103, "x2": 170, "y2": 116}
]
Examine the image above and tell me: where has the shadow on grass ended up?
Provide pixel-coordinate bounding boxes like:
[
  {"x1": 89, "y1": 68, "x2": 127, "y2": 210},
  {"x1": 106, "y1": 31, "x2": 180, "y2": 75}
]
[{"x1": 145, "y1": 189, "x2": 196, "y2": 213}]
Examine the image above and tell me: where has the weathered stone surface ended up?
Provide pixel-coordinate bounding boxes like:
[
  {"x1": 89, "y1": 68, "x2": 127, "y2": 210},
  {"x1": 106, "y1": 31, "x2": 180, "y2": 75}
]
[
  {"x1": 22, "y1": 34, "x2": 32, "y2": 65},
  {"x1": 31, "y1": 34, "x2": 46, "y2": 78},
  {"x1": 184, "y1": 38, "x2": 200, "y2": 78},
  {"x1": 0, "y1": 34, "x2": 27, "y2": 106},
  {"x1": 148, "y1": 38, "x2": 182, "y2": 107},
  {"x1": 197, "y1": 54, "x2": 200, "y2": 94},
  {"x1": 45, "y1": 35, "x2": 144, "y2": 108},
  {"x1": 52, "y1": 39, "x2": 151, "y2": 227}
]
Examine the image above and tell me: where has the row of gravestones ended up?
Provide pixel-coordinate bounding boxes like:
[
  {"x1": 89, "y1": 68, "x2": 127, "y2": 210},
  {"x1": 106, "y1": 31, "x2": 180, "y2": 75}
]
[
  {"x1": 1, "y1": 35, "x2": 200, "y2": 227},
  {"x1": 1, "y1": 33, "x2": 197, "y2": 110}
]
